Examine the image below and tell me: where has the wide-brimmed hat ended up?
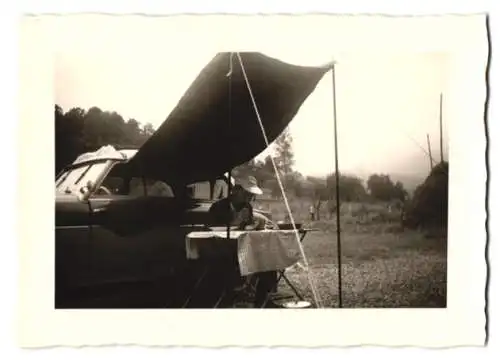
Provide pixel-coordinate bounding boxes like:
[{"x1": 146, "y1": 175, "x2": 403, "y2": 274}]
[{"x1": 237, "y1": 176, "x2": 263, "y2": 195}]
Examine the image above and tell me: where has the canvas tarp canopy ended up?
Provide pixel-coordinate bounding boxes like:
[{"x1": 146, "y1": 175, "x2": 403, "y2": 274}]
[{"x1": 129, "y1": 52, "x2": 330, "y2": 185}]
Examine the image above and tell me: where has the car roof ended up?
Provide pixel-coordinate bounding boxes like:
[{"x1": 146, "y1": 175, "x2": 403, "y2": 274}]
[{"x1": 68, "y1": 146, "x2": 138, "y2": 168}]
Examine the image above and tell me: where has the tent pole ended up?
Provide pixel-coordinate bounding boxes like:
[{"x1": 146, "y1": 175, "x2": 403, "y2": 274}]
[
  {"x1": 227, "y1": 53, "x2": 234, "y2": 242},
  {"x1": 439, "y1": 93, "x2": 444, "y2": 163},
  {"x1": 331, "y1": 63, "x2": 343, "y2": 308}
]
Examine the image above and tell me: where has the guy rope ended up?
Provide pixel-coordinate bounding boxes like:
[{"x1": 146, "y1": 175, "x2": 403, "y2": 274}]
[{"x1": 235, "y1": 52, "x2": 324, "y2": 308}]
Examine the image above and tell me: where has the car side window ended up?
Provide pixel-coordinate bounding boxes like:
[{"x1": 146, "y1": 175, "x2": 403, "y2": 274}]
[
  {"x1": 213, "y1": 179, "x2": 229, "y2": 199},
  {"x1": 144, "y1": 179, "x2": 175, "y2": 198},
  {"x1": 93, "y1": 175, "x2": 143, "y2": 197},
  {"x1": 92, "y1": 162, "x2": 174, "y2": 198},
  {"x1": 96, "y1": 176, "x2": 175, "y2": 198},
  {"x1": 193, "y1": 181, "x2": 212, "y2": 200},
  {"x1": 188, "y1": 179, "x2": 229, "y2": 200},
  {"x1": 128, "y1": 177, "x2": 146, "y2": 196},
  {"x1": 91, "y1": 161, "x2": 144, "y2": 197}
]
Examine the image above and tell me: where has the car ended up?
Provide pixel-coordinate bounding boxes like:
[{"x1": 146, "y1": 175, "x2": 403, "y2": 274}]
[
  {"x1": 55, "y1": 52, "x2": 330, "y2": 307},
  {"x1": 55, "y1": 145, "x2": 271, "y2": 298}
]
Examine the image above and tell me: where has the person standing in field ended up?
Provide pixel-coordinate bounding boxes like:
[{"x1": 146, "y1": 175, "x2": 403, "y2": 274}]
[{"x1": 309, "y1": 204, "x2": 315, "y2": 221}]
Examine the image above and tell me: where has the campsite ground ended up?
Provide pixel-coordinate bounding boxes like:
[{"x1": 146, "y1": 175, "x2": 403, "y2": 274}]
[
  {"x1": 61, "y1": 200, "x2": 447, "y2": 309},
  {"x1": 265, "y1": 200, "x2": 448, "y2": 308}
]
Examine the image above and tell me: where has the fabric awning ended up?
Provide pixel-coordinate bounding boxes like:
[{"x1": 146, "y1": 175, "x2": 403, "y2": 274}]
[{"x1": 130, "y1": 52, "x2": 330, "y2": 185}]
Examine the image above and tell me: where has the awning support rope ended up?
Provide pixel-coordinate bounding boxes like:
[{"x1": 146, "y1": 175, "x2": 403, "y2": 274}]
[{"x1": 235, "y1": 53, "x2": 323, "y2": 308}]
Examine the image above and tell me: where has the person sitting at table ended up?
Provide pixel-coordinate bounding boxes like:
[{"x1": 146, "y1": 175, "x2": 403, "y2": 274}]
[
  {"x1": 208, "y1": 176, "x2": 279, "y2": 308},
  {"x1": 209, "y1": 175, "x2": 273, "y2": 230}
]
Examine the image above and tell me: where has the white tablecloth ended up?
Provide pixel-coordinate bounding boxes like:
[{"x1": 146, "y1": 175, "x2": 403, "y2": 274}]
[{"x1": 185, "y1": 230, "x2": 303, "y2": 276}]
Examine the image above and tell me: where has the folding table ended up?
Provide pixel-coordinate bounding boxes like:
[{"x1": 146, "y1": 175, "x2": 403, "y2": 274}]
[{"x1": 184, "y1": 227, "x2": 317, "y2": 308}]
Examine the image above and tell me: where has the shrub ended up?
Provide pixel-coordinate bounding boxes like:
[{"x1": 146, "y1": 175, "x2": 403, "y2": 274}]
[{"x1": 404, "y1": 162, "x2": 448, "y2": 229}]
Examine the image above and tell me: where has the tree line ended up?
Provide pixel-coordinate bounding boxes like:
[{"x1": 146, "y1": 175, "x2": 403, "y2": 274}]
[
  {"x1": 55, "y1": 105, "x2": 409, "y2": 211},
  {"x1": 55, "y1": 105, "x2": 155, "y2": 175},
  {"x1": 232, "y1": 127, "x2": 409, "y2": 219}
]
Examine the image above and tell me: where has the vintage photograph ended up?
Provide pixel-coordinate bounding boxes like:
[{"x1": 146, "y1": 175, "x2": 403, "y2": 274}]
[{"x1": 54, "y1": 17, "x2": 449, "y2": 310}]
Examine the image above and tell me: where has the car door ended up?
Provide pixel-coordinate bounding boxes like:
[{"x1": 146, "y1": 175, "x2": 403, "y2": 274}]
[
  {"x1": 55, "y1": 160, "x2": 112, "y2": 304},
  {"x1": 85, "y1": 172, "x2": 151, "y2": 286},
  {"x1": 55, "y1": 194, "x2": 94, "y2": 303},
  {"x1": 86, "y1": 164, "x2": 198, "y2": 289}
]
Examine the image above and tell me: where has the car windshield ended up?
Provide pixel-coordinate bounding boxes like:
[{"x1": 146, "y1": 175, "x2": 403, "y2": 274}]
[{"x1": 55, "y1": 161, "x2": 109, "y2": 195}]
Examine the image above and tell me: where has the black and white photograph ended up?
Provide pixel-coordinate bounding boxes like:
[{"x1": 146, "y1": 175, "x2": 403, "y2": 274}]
[
  {"x1": 53, "y1": 19, "x2": 452, "y2": 310},
  {"x1": 17, "y1": 11, "x2": 488, "y2": 348}
]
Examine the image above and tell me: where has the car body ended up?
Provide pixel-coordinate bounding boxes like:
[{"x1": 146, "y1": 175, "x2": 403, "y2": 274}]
[
  {"x1": 55, "y1": 146, "x2": 273, "y2": 300},
  {"x1": 54, "y1": 52, "x2": 330, "y2": 307}
]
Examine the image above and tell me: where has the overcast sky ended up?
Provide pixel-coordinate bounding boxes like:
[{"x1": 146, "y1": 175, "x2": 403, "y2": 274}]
[{"x1": 53, "y1": 15, "x2": 452, "y2": 178}]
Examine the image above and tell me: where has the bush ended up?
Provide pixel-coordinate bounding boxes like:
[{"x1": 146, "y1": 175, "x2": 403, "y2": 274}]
[{"x1": 404, "y1": 162, "x2": 448, "y2": 229}]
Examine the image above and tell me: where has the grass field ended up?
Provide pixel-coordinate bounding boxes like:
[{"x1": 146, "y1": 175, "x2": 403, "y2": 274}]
[{"x1": 258, "y1": 199, "x2": 447, "y2": 308}]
